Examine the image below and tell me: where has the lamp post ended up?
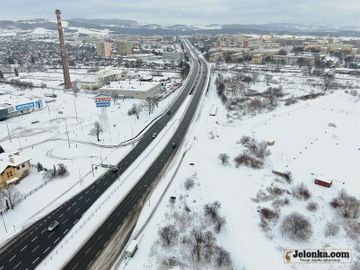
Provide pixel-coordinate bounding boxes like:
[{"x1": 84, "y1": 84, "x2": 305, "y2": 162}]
[{"x1": 1, "y1": 212, "x2": 7, "y2": 233}]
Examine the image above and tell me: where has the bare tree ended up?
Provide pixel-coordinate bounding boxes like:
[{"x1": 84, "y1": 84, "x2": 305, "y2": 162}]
[
  {"x1": 143, "y1": 97, "x2": 156, "y2": 115},
  {"x1": 89, "y1": 121, "x2": 104, "y2": 141},
  {"x1": 218, "y1": 153, "x2": 229, "y2": 165},
  {"x1": 57, "y1": 163, "x2": 68, "y2": 176},
  {"x1": 0, "y1": 185, "x2": 21, "y2": 210},
  {"x1": 324, "y1": 222, "x2": 339, "y2": 237},
  {"x1": 214, "y1": 245, "x2": 232, "y2": 267},
  {"x1": 159, "y1": 225, "x2": 178, "y2": 246},
  {"x1": 281, "y1": 212, "x2": 313, "y2": 241},
  {"x1": 322, "y1": 72, "x2": 336, "y2": 91}
]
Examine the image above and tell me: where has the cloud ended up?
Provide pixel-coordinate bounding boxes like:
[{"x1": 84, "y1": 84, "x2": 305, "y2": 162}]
[{"x1": 1, "y1": 0, "x2": 359, "y2": 26}]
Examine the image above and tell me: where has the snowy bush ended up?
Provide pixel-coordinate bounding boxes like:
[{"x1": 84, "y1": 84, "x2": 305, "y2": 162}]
[
  {"x1": 281, "y1": 212, "x2": 313, "y2": 241},
  {"x1": 234, "y1": 153, "x2": 264, "y2": 169},
  {"x1": 159, "y1": 225, "x2": 178, "y2": 246},
  {"x1": 57, "y1": 163, "x2": 68, "y2": 176},
  {"x1": 292, "y1": 183, "x2": 311, "y2": 200},
  {"x1": 204, "y1": 201, "x2": 226, "y2": 233},
  {"x1": 324, "y1": 222, "x2": 340, "y2": 237},
  {"x1": 259, "y1": 207, "x2": 279, "y2": 231},
  {"x1": 306, "y1": 202, "x2": 318, "y2": 212},
  {"x1": 218, "y1": 153, "x2": 230, "y2": 165},
  {"x1": 184, "y1": 177, "x2": 195, "y2": 190},
  {"x1": 331, "y1": 190, "x2": 360, "y2": 219},
  {"x1": 345, "y1": 221, "x2": 360, "y2": 239},
  {"x1": 214, "y1": 245, "x2": 232, "y2": 267},
  {"x1": 272, "y1": 198, "x2": 290, "y2": 208},
  {"x1": 351, "y1": 259, "x2": 360, "y2": 270}
]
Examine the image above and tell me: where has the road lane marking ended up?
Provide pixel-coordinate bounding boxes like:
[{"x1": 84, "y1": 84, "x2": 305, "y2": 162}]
[
  {"x1": 54, "y1": 237, "x2": 60, "y2": 244},
  {"x1": 32, "y1": 245, "x2": 39, "y2": 253},
  {"x1": 78, "y1": 196, "x2": 83, "y2": 201},
  {"x1": 85, "y1": 190, "x2": 89, "y2": 194},
  {"x1": 103, "y1": 240, "x2": 109, "y2": 247},
  {"x1": 9, "y1": 255, "x2": 16, "y2": 262},
  {"x1": 85, "y1": 246, "x2": 92, "y2": 254},
  {"x1": 74, "y1": 207, "x2": 80, "y2": 214},
  {"x1": 94, "y1": 189, "x2": 99, "y2": 194},
  {"x1": 41, "y1": 228, "x2": 47, "y2": 233},
  {"x1": 48, "y1": 232, "x2": 55, "y2": 238},
  {"x1": 32, "y1": 257, "x2": 40, "y2": 265},
  {"x1": 66, "y1": 206, "x2": 72, "y2": 211},
  {"x1": 62, "y1": 219, "x2": 68, "y2": 225},
  {"x1": 20, "y1": 245, "x2": 27, "y2": 252},
  {"x1": 85, "y1": 198, "x2": 90, "y2": 203},
  {"x1": 59, "y1": 213, "x2": 64, "y2": 218},
  {"x1": 96, "y1": 234, "x2": 102, "y2": 240},
  {"x1": 43, "y1": 247, "x2": 50, "y2": 254},
  {"x1": 0, "y1": 265, "x2": 4, "y2": 270},
  {"x1": 14, "y1": 261, "x2": 22, "y2": 269},
  {"x1": 63, "y1": 229, "x2": 69, "y2": 235},
  {"x1": 73, "y1": 219, "x2": 79, "y2": 225},
  {"x1": 72, "y1": 202, "x2": 77, "y2": 207},
  {"x1": 31, "y1": 236, "x2": 38, "y2": 242}
]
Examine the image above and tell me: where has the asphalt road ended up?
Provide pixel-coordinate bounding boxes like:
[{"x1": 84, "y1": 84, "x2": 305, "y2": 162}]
[
  {"x1": 0, "y1": 41, "x2": 206, "y2": 270},
  {"x1": 64, "y1": 40, "x2": 209, "y2": 270}
]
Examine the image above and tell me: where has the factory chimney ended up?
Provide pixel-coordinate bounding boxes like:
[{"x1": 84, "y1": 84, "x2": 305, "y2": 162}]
[{"x1": 55, "y1": 9, "x2": 72, "y2": 89}]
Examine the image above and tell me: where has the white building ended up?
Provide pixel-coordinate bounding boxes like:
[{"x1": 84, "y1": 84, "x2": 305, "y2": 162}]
[{"x1": 99, "y1": 81, "x2": 161, "y2": 99}]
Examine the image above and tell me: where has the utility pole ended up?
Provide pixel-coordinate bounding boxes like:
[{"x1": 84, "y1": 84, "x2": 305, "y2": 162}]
[
  {"x1": 74, "y1": 99, "x2": 78, "y2": 122},
  {"x1": 64, "y1": 119, "x2": 70, "y2": 148},
  {"x1": 5, "y1": 121, "x2": 11, "y2": 142}
]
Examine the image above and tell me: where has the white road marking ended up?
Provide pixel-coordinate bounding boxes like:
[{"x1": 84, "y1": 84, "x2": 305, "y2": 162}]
[
  {"x1": 9, "y1": 255, "x2": 16, "y2": 262},
  {"x1": 96, "y1": 234, "x2": 102, "y2": 240},
  {"x1": 43, "y1": 247, "x2": 50, "y2": 254},
  {"x1": 41, "y1": 228, "x2": 46, "y2": 234},
  {"x1": 32, "y1": 257, "x2": 40, "y2": 265},
  {"x1": 62, "y1": 219, "x2": 68, "y2": 225},
  {"x1": 74, "y1": 208, "x2": 80, "y2": 214},
  {"x1": 66, "y1": 206, "x2": 71, "y2": 211},
  {"x1": 72, "y1": 202, "x2": 77, "y2": 207},
  {"x1": 14, "y1": 261, "x2": 22, "y2": 269},
  {"x1": 73, "y1": 219, "x2": 79, "y2": 225},
  {"x1": 85, "y1": 247, "x2": 92, "y2": 254},
  {"x1": 32, "y1": 245, "x2": 39, "y2": 253},
  {"x1": 103, "y1": 240, "x2": 109, "y2": 247},
  {"x1": 59, "y1": 213, "x2": 64, "y2": 218},
  {"x1": 63, "y1": 229, "x2": 69, "y2": 235},
  {"x1": 20, "y1": 245, "x2": 27, "y2": 252},
  {"x1": 85, "y1": 198, "x2": 90, "y2": 203},
  {"x1": 54, "y1": 237, "x2": 60, "y2": 244},
  {"x1": 78, "y1": 196, "x2": 83, "y2": 201},
  {"x1": 31, "y1": 236, "x2": 38, "y2": 242},
  {"x1": 48, "y1": 232, "x2": 55, "y2": 238},
  {"x1": 0, "y1": 265, "x2": 4, "y2": 270}
]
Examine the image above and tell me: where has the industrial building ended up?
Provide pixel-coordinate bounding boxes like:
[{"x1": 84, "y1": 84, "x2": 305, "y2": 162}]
[
  {"x1": 99, "y1": 81, "x2": 161, "y2": 99},
  {"x1": 117, "y1": 41, "x2": 133, "y2": 56},
  {"x1": 80, "y1": 68, "x2": 126, "y2": 90},
  {"x1": 0, "y1": 94, "x2": 45, "y2": 120}
]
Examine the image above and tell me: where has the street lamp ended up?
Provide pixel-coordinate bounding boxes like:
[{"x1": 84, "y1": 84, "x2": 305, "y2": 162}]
[{"x1": 1, "y1": 212, "x2": 7, "y2": 233}]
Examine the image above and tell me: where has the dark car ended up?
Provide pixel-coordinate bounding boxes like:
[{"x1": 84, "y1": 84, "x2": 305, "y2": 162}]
[
  {"x1": 152, "y1": 132, "x2": 157, "y2": 138},
  {"x1": 166, "y1": 110, "x2": 171, "y2": 115},
  {"x1": 171, "y1": 142, "x2": 177, "y2": 148}
]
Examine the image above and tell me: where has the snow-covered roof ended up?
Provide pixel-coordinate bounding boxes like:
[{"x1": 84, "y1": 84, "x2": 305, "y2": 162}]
[
  {"x1": 0, "y1": 152, "x2": 30, "y2": 174},
  {"x1": 100, "y1": 81, "x2": 160, "y2": 92}
]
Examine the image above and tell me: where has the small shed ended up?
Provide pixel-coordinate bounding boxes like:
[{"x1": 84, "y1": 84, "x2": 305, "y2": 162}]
[
  {"x1": 125, "y1": 239, "x2": 138, "y2": 257},
  {"x1": 272, "y1": 170, "x2": 290, "y2": 181},
  {"x1": 314, "y1": 179, "x2": 332, "y2": 188}
]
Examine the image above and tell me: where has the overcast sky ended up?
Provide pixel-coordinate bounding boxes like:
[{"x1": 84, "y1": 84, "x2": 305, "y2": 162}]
[{"x1": 1, "y1": 0, "x2": 360, "y2": 26}]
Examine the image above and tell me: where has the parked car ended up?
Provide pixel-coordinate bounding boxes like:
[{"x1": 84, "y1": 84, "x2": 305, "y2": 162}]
[
  {"x1": 152, "y1": 133, "x2": 157, "y2": 138},
  {"x1": 171, "y1": 142, "x2": 177, "y2": 148},
  {"x1": 47, "y1": 220, "x2": 59, "y2": 232}
]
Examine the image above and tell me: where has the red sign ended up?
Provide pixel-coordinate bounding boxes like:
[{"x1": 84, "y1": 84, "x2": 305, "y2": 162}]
[{"x1": 95, "y1": 95, "x2": 111, "y2": 102}]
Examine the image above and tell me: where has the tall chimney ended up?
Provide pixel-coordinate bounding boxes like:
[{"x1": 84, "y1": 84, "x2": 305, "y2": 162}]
[{"x1": 55, "y1": 9, "x2": 72, "y2": 89}]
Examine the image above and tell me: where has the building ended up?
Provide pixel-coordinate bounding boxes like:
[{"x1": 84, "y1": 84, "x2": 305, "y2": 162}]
[
  {"x1": 209, "y1": 52, "x2": 224, "y2": 63},
  {"x1": 251, "y1": 54, "x2": 264, "y2": 64},
  {"x1": 81, "y1": 68, "x2": 125, "y2": 90},
  {"x1": 97, "y1": 42, "x2": 112, "y2": 58},
  {"x1": 0, "y1": 152, "x2": 31, "y2": 188},
  {"x1": 99, "y1": 81, "x2": 161, "y2": 99},
  {"x1": 272, "y1": 55, "x2": 315, "y2": 66},
  {"x1": 162, "y1": 52, "x2": 184, "y2": 65},
  {"x1": 0, "y1": 95, "x2": 45, "y2": 120},
  {"x1": 117, "y1": 41, "x2": 133, "y2": 56}
]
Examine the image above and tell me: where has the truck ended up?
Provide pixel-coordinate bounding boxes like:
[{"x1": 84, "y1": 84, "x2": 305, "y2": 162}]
[{"x1": 125, "y1": 239, "x2": 138, "y2": 257}]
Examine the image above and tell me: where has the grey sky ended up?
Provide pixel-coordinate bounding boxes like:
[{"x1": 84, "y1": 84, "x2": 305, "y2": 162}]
[{"x1": 1, "y1": 0, "x2": 360, "y2": 26}]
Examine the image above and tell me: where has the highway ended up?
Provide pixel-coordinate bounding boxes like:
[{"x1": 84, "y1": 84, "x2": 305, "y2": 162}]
[{"x1": 0, "y1": 41, "x2": 207, "y2": 270}]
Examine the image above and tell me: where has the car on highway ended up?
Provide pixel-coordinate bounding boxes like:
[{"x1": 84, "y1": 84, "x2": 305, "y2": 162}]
[
  {"x1": 47, "y1": 220, "x2": 59, "y2": 232},
  {"x1": 166, "y1": 110, "x2": 171, "y2": 115},
  {"x1": 171, "y1": 142, "x2": 177, "y2": 148},
  {"x1": 152, "y1": 132, "x2": 157, "y2": 138}
]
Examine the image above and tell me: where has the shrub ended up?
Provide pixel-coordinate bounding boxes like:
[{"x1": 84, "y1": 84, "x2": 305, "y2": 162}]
[
  {"x1": 57, "y1": 163, "x2": 68, "y2": 176},
  {"x1": 184, "y1": 177, "x2": 195, "y2": 190},
  {"x1": 306, "y1": 202, "x2": 318, "y2": 212},
  {"x1": 159, "y1": 225, "x2": 178, "y2": 246},
  {"x1": 234, "y1": 153, "x2": 264, "y2": 169},
  {"x1": 345, "y1": 221, "x2": 360, "y2": 239},
  {"x1": 324, "y1": 222, "x2": 339, "y2": 237},
  {"x1": 218, "y1": 153, "x2": 230, "y2": 165},
  {"x1": 260, "y1": 208, "x2": 279, "y2": 221},
  {"x1": 214, "y1": 245, "x2": 232, "y2": 267},
  {"x1": 36, "y1": 162, "x2": 43, "y2": 172},
  {"x1": 272, "y1": 198, "x2": 290, "y2": 208},
  {"x1": 281, "y1": 212, "x2": 313, "y2": 241},
  {"x1": 292, "y1": 183, "x2": 311, "y2": 200},
  {"x1": 351, "y1": 259, "x2": 360, "y2": 270},
  {"x1": 332, "y1": 190, "x2": 360, "y2": 219}
]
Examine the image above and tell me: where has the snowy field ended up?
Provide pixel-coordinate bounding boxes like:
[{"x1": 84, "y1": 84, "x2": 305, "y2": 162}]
[
  {"x1": 120, "y1": 67, "x2": 360, "y2": 270},
  {"x1": 0, "y1": 69, "x2": 182, "y2": 244}
]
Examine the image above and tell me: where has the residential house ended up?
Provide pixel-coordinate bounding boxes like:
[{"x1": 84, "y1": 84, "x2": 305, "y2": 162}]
[{"x1": 0, "y1": 152, "x2": 31, "y2": 188}]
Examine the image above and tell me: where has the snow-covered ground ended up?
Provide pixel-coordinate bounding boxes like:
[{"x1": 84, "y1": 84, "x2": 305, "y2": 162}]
[
  {"x1": 0, "y1": 69, "x2": 183, "y2": 245},
  {"x1": 120, "y1": 67, "x2": 360, "y2": 269}
]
